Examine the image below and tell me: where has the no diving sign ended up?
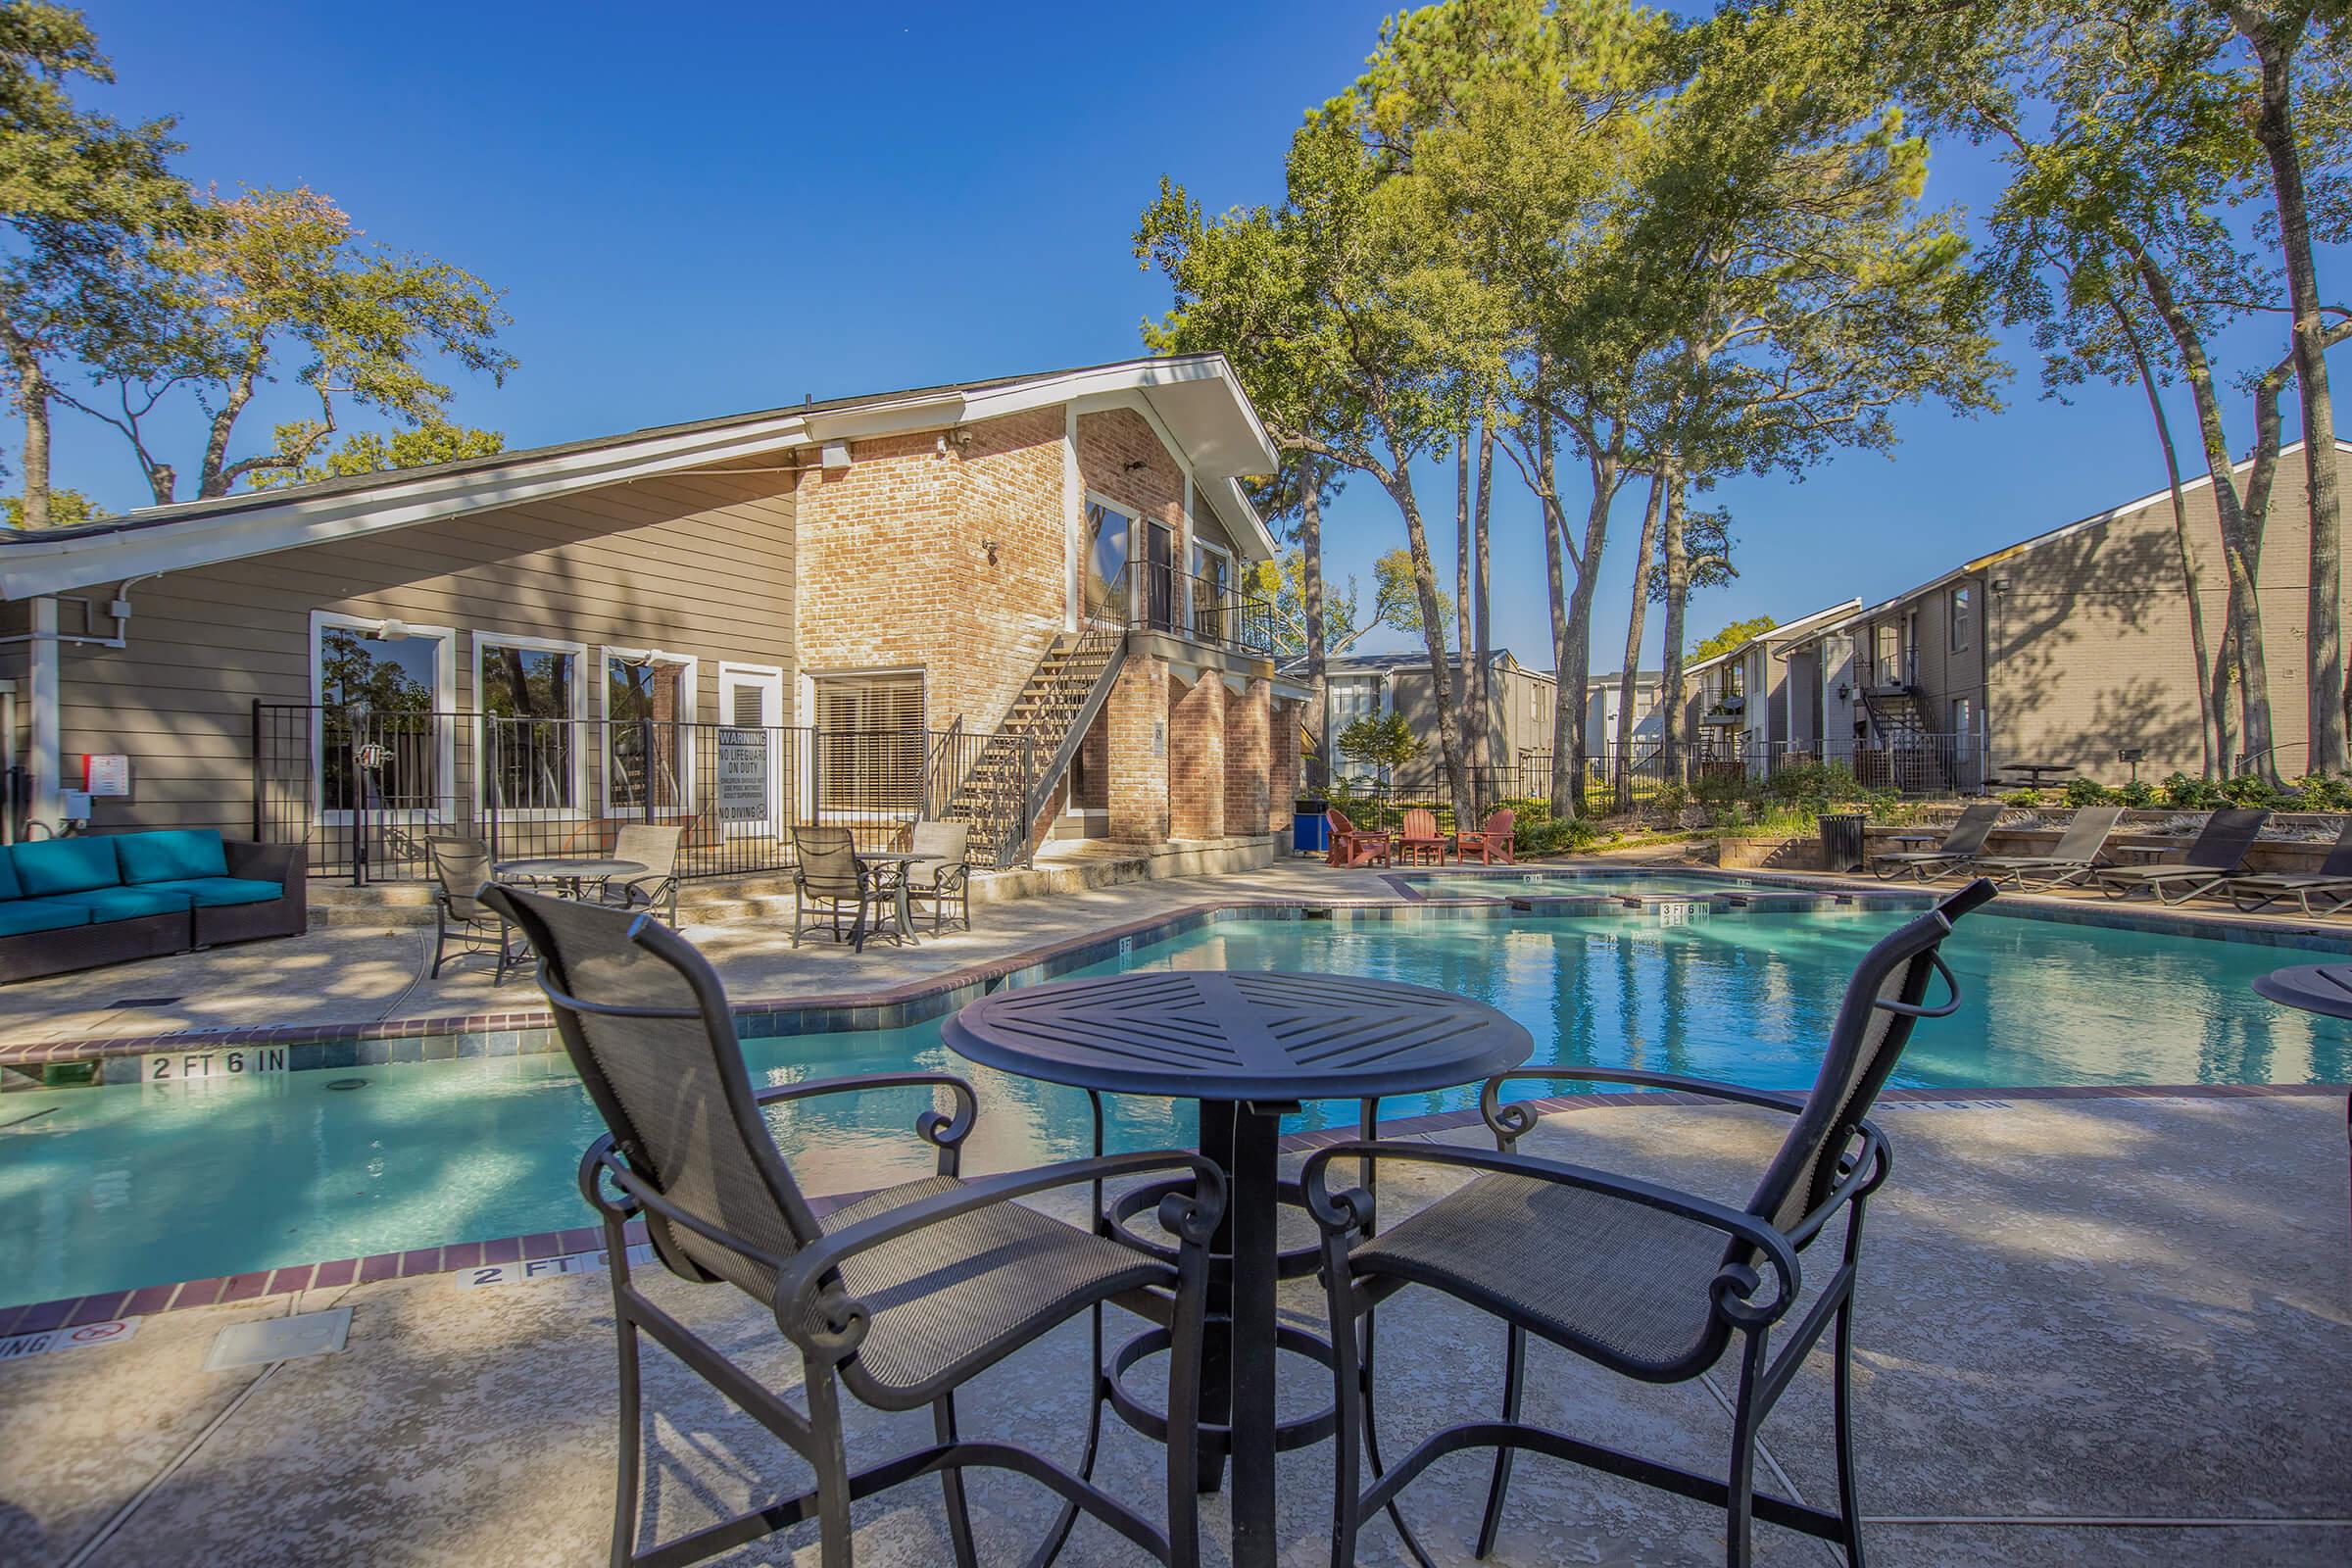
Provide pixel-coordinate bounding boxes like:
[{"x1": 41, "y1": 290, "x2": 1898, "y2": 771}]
[{"x1": 0, "y1": 1317, "x2": 139, "y2": 1360}]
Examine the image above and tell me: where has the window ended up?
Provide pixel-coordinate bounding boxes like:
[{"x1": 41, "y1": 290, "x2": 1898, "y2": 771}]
[
  {"x1": 478, "y1": 635, "x2": 583, "y2": 813},
  {"x1": 1950, "y1": 697, "x2": 1973, "y2": 738},
  {"x1": 1083, "y1": 497, "x2": 1138, "y2": 621},
  {"x1": 604, "y1": 650, "x2": 697, "y2": 813},
  {"x1": 813, "y1": 670, "x2": 925, "y2": 811},
  {"x1": 1191, "y1": 539, "x2": 1233, "y2": 643},
  {"x1": 1949, "y1": 585, "x2": 1972, "y2": 653},
  {"x1": 310, "y1": 612, "x2": 455, "y2": 818}
]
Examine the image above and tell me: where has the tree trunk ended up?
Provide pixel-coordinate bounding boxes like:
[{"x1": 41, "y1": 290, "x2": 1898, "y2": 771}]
[
  {"x1": 0, "y1": 318, "x2": 51, "y2": 529},
  {"x1": 1538, "y1": 423, "x2": 1574, "y2": 816},
  {"x1": 1560, "y1": 444, "x2": 1618, "y2": 819},
  {"x1": 1381, "y1": 463, "x2": 1471, "y2": 813},
  {"x1": 2241, "y1": 11, "x2": 2344, "y2": 774},
  {"x1": 1299, "y1": 457, "x2": 1329, "y2": 791},
  {"x1": 2111, "y1": 294, "x2": 2218, "y2": 776},
  {"x1": 1455, "y1": 427, "x2": 1478, "y2": 802},
  {"x1": 1615, "y1": 468, "x2": 1667, "y2": 808},
  {"x1": 2134, "y1": 250, "x2": 2278, "y2": 778},
  {"x1": 1659, "y1": 459, "x2": 1691, "y2": 788},
  {"x1": 1473, "y1": 416, "x2": 1494, "y2": 782}
]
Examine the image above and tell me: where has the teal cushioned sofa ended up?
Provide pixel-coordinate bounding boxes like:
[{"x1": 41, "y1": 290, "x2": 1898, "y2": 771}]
[{"x1": 0, "y1": 830, "x2": 306, "y2": 982}]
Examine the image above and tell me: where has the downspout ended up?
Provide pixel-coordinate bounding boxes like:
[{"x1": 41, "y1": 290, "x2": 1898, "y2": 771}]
[{"x1": 27, "y1": 596, "x2": 58, "y2": 830}]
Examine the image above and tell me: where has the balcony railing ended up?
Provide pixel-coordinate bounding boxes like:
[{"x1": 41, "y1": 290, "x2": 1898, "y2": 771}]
[{"x1": 1089, "y1": 563, "x2": 1274, "y2": 658}]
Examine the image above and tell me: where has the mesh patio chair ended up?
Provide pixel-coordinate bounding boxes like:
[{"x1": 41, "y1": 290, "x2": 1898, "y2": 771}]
[
  {"x1": 2225, "y1": 816, "x2": 2352, "y2": 915},
  {"x1": 1970, "y1": 805, "x2": 2124, "y2": 889},
  {"x1": 1303, "y1": 879, "x2": 1997, "y2": 1568},
  {"x1": 482, "y1": 887, "x2": 1225, "y2": 1568},
  {"x1": 2094, "y1": 808, "x2": 2270, "y2": 905},
  {"x1": 598, "y1": 824, "x2": 683, "y2": 925},
  {"x1": 1866, "y1": 801, "x2": 2002, "y2": 880},
  {"x1": 425, "y1": 834, "x2": 518, "y2": 982},
  {"x1": 905, "y1": 820, "x2": 972, "y2": 933},
  {"x1": 792, "y1": 826, "x2": 887, "y2": 951}
]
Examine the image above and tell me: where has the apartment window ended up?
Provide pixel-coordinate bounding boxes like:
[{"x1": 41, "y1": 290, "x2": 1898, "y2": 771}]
[
  {"x1": 310, "y1": 612, "x2": 455, "y2": 818},
  {"x1": 605, "y1": 650, "x2": 697, "y2": 813},
  {"x1": 1950, "y1": 696, "x2": 1973, "y2": 738},
  {"x1": 1949, "y1": 585, "x2": 1972, "y2": 653},
  {"x1": 1191, "y1": 539, "x2": 1233, "y2": 642},
  {"x1": 478, "y1": 635, "x2": 583, "y2": 812},
  {"x1": 813, "y1": 670, "x2": 925, "y2": 810}
]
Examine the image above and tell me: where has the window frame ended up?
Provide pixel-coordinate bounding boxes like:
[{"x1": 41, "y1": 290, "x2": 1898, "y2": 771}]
[
  {"x1": 308, "y1": 610, "x2": 457, "y2": 825},
  {"x1": 599, "y1": 646, "x2": 700, "y2": 818},
  {"x1": 1948, "y1": 584, "x2": 1972, "y2": 654},
  {"x1": 809, "y1": 666, "x2": 928, "y2": 817},
  {"x1": 473, "y1": 632, "x2": 589, "y2": 820},
  {"x1": 1189, "y1": 536, "x2": 1235, "y2": 642},
  {"x1": 1083, "y1": 492, "x2": 1143, "y2": 623}
]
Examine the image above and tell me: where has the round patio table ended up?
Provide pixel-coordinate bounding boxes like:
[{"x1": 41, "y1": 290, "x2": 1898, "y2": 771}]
[
  {"x1": 2252, "y1": 961, "x2": 2352, "y2": 1020},
  {"x1": 494, "y1": 857, "x2": 647, "y2": 899},
  {"x1": 942, "y1": 969, "x2": 1531, "y2": 1568},
  {"x1": 854, "y1": 850, "x2": 941, "y2": 945}
]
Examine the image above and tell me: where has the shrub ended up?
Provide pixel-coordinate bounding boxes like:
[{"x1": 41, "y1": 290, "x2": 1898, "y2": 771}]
[
  {"x1": 1767, "y1": 760, "x2": 1868, "y2": 808},
  {"x1": 2160, "y1": 771, "x2": 2225, "y2": 809},
  {"x1": 2117, "y1": 779, "x2": 2158, "y2": 808},
  {"x1": 2060, "y1": 777, "x2": 2116, "y2": 807},
  {"x1": 2000, "y1": 788, "x2": 2042, "y2": 808},
  {"x1": 2292, "y1": 773, "x2": 2352, "y2": 810},
  {"x1": 1649, "y1": 783, "x2": 1690, "y2": 817},
  {"x1": 2221, "y1": 773, "x2": 2288, "y2": 808},
  {"x1": 1514, "y1": 814, "x2": 1603, "y2": 856}
]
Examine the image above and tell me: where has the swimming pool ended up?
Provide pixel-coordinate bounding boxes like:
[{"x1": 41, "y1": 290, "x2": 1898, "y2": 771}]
[
  {"x1": 4, "y1": 904, "x2": 2345, "y2": 1306},
  {"x1": 1399, "y1": 867, "x2": 1781, "y2": 901}
]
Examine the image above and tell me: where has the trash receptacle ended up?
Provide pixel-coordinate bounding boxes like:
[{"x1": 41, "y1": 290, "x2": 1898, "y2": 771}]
[
  {"x1": 1293, "y1": 800, "x2": 1330, "y2": 856},
  {"x1": 1819, "y1": 812, "x2": 1866, "y2": 874}
]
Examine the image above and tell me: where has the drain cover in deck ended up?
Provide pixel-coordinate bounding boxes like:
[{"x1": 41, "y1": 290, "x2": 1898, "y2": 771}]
[
  {"x1": 202, "y1": 1307, "x2": 352, "y2": 1371},
  {"x1": 108, "y1": 996, "x2": 182, "y2": 1008}
]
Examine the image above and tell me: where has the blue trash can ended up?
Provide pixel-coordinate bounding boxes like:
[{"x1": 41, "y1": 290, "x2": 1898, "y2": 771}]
[{"x1": 1293, "y1": 803, "x2": 1330, "y2": 856}]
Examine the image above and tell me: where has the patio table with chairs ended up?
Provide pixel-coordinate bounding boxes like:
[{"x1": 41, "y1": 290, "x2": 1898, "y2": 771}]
[
  {"x1": 481, "y1": 873, "x2": 1996, "y2": 1568},
  {"x1": 790, "y1": 821, "x2": 973, "y2": 952}
]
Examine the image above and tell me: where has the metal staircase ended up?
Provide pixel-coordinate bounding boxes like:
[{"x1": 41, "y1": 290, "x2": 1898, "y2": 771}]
[
  {"x1": 938, "y1": 627, "x2": 1126, "y2": 868},
  {"x1": 1857, "y1": 686, "x2": 1954, "y2": 794}
]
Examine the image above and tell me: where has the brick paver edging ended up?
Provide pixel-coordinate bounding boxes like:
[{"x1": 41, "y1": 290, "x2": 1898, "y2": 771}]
[{"x1": 3, "y1": 1080, "x2": 2339, "y2": 1340}]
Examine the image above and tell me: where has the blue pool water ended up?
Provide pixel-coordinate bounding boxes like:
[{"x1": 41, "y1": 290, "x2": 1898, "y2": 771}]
[
  {"x1": 3, "y1": 906, "x2": 2346, "y2": 1306},
  {"x1": 1403, "y1": 868, "x2": 1778, "y2": 900}
]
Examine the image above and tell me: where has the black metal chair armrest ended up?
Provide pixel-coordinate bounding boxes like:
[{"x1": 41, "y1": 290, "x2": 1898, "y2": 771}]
[
  {"x1": 774, "y1": 1149, "x2": 1229, "y2": 1353},
  {"x1": 1300, "y1": 1139, "x2": 1800, "y2": 1327},
  {"x1": 1478, "y1": 1068, "x2": 1805, "y2": 1144},
  {"x1": 1783, "y1": 1120, "x2": 1891, "y2": 1250},
  {"x1": 752, "y1": 1071, "x2": 980, "y2": 1168},
  {"x1": 579, "y1": 1138, "x2": 793, "y2": 1270}
]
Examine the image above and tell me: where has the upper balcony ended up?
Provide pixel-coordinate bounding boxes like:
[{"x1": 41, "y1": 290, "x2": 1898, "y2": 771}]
[{"x1": 1089, "y1": 563, "x2": 1275, "y2": 661}]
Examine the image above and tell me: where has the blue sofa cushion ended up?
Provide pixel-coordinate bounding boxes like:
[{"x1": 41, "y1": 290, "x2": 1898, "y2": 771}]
[
  {"x1": 142, "y1": 876, "x2": 281, "y2": 908},
  {"x1": 60, "y1": 885, "x2": 194, "y2": 923},
  {"x1": 0, "y1": 849, "x2": 21, "y2": 903},
  {"x1": 0, "y1": 898, "x2": 92, "y2": 936},
  {"x1": 13, "y1": 837, "x2": 123, "y2": 897},
  {"x1": 116, "y1": 829, "x2": 229, "y2": 885}
]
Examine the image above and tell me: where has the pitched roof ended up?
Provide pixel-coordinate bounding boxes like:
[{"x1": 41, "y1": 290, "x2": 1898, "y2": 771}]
[
  {"x1": 1279, "y1": 648, "x2": 1533, "y2": 679},
  {"x1": 0, "y1": 353, "x2": 1281, "y2": 599},
  {"x1": 1681, "y1": 599, "x2": 1863, "y2": 677}
]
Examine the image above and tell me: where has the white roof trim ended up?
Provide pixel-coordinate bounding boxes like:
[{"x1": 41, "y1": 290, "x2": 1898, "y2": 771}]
[
  {"x1": 1680, "y1": 599, "x2": 1861, "y2": 677},
  {"x1": 0, "y1": 353, "x2": 1280, "y2": 599}
]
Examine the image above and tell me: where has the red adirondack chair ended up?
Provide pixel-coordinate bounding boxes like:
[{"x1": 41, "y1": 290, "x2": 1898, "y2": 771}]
[
  {"x1": 1456, "y1": 808, "x2": 1517, "y2": 864},
  {"x1": 1324, "y1": 808, "x2": 1392, "y2": 868},
  {"x1": 1396, "y1": 808, "x2": 1450, "y2": 865}
]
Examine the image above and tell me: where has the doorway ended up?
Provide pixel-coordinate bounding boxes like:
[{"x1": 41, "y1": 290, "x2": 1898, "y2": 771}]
[{"x1": 717, "y1": 662, "x2": 785, "y2": 840}]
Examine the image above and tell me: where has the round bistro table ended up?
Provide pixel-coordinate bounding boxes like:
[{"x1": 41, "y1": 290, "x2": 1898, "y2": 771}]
[
  {"x1": 854, "y1": 850, "x2": 942, "y2": 946},
  {"x1": 942, "y1": 969, "x2": 1531, "y2": 1568},
  {"x1": 2248, "y1": 963, "x2": 2352, "y2": 1267},
  {"x1": 493, "y1": 857, "x2": 647, "y2": 899}
]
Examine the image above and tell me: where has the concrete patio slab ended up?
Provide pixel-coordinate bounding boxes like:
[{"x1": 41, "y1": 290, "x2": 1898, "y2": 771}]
[{"x1": 5, "y1": 1094, "x2": 2343, "y2": 1566}]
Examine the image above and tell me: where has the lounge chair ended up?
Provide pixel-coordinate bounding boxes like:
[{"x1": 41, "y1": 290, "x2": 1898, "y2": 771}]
[
  {"x1": 1325, "y1": 808, "x2": 1393, "y2": 868},
  {"x1": 1867, "y1": 802, "x2": 2002, "y2": 881},
  {"x1": 2094, "y1": 808, "x2": 2270, "y2": 906},
  {"x1": 425, "y1": 834, "x2": 518, "y2": 981},
  {"x1": 1455, "y1": 808, "x2": 1516, "y2": 865},
  {"x1": 2224, "y1": 816, "x2": 2352, "y2": 916},
  {"x1": 596, "y1": 823, "x2": 683, "y2": 925},
  {"x1": 1969, "y1": 806, "x2": 2124, "y2": 889},
  {"x1": 481, "y1": 887, "x2": 1224, "y2": 1568},
  {"x1": 1396, "y1": 807, "x2": 1449, "y2": 865},
  {"x1": 904, "y1": 819, "x2": 973, "y2": 932},
  {"x1": 1303, "y1": 879, "x2": 1996, "y2": 1568},
  {"x1": 790, "y1": 825, "x2": 889, "y2": 950}
]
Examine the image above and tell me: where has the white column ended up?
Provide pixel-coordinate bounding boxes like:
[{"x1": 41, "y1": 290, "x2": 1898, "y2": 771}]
[
  {"x1": 27, "y1": 595, "x2": 59, "y2": 827},
  {"x1": 1062, "y1": 407, "x2": 1082, "y2": 634}
]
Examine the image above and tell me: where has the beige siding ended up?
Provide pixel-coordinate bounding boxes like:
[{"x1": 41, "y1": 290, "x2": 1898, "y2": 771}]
[{"x1": 48, "y1": 466, "x2": 795, "y2": 836}]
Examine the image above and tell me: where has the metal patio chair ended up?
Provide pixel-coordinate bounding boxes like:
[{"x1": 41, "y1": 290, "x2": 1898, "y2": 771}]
[
  {"x1": 1866, "y1": 801, "x2": 2001, "y2": 880},
  {"x1": 905, "y1": 819, "x2": 973, "y2": 933},
  {"x1": 482, "y1": 887, "x2": 1225, "y2": 1568},
  {"x1": 2094, "y1": 808, "x2": 2271, "y2": 906},
  {"x1": 596, "y1": 823, "x2": 684, "y2": 925},
  {"x1": 791, "y1": 826, "x2": 886, "y2": 950},
  {"x1": 425, "y1": 833, "x2": 519, "y2": 982},
  {"x1": 2224, "y1": 816, "x2": 2352, "y2": 916},
  {"x1": 1303, "y1": 879, "x2": 1997, "y2": 1568},
  {"x1": 1969, "y1": 805, "x2": 2125, "y2": 889}
]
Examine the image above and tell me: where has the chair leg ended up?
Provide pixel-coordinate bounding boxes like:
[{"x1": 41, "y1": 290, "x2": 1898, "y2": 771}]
[
  {"x1": 1473, "y1": 1324, "x2": 1527, "y2": 1558},
  {"x1": 1724, "y1": 1331, "x2": 1769, "y2": 1568},
  {"x1": 1358, "y1": 1306, "x2": 1437, "y2": 1568},
  {"x1": 495, "y1": 917, "x2": 514, "y2": 985},
  {"x1": 1325, "y1": 1284, "x2": 1367, "y2": 1568},
  {"x1": 610, "y1": 1307, "x2": 644, "y2": 1568},
  {"x1": 431, "y1": 906, "x2": 448, "y2": 979},
  {"x1": 932, "y1": 1395, "x2": 981, "y2": 1568},
  {"x1": 1022, "y1": 1304, "x2": 1107, "y2": 1568},
  {"x1": 1165, "y1": 1260, "x2": 1207, "y2": 1568},
  {"x1": 806, "y1": 1365, "x2": 858, "y2": 1568},
  {"x1": 1832, "y1": 1296, "x2": 1867, "y2": 1568}
]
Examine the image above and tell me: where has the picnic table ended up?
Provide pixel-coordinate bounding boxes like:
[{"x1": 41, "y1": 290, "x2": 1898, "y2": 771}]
[{"x1": 2001, "y1": 762, "x2": 2076, "y2": 790}]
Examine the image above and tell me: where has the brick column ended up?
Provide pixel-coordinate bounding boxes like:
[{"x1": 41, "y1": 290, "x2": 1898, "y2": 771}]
[
  {"x1": 1225, "y1": 675, "x2": 1272, "y2": 834},
  {"x1": 1268, "y1": 694, "x2": 1301, "y2": 826},
  {"x1": 1168, "y1": 672, "x2": 1226, "y2": 839},
  {"x1": 1106, "y1": 655, "x2": 1170, "y2": 844}
]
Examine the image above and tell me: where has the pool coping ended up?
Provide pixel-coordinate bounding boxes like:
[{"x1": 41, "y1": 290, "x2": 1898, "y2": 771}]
[
  {"x1": 5, "y1": 1079, "x2": 2339, "y2": 1338},
  {"x1": 8, "y1": 873, "x2": 2352, "y2": 1083}
]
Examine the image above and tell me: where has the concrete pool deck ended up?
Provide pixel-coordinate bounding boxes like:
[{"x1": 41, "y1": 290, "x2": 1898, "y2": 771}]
[
  {"x1": 4, "y1": 1090, "x2": 2345, "y2": 1566},
  {"x1": 3, "y1": 847, "x2": 2349, "y2": 1067}
]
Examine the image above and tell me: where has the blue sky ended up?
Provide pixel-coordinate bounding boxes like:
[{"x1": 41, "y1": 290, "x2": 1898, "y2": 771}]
[{"x1": 62, "y1": 1, "x2": 2343, "y2": 673}]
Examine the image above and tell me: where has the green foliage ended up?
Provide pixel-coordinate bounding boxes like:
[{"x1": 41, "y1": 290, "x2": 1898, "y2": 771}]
[
  {"x1": 1, "y1": 485, "x2": 97, "y2": 527},
  {"x1": 2292, "y1": 773, "x2": 2352, "y2": 810},
  {"x1": 2118, "y1": 779, "x2": 2158, "y2": 808},
  {"x1": 1516, "y1": 813, "x2": 1604, "y2": 857},
  {"x1": 2000, "y1": 787, "x2": 2044, "y2": 807},
  {"x1": 1692, "y1": 613, "x2": 1777, "y2": 663},
  {"x1": 250, "y1": 418, "x2": 504, "y2": 491},
  {"x1": 1336, "y1": 713, "x2": 1423, "y2": 777},
  {"x1": 2061, "y1": 776, "x2": 2115, "y2": 807},
  {"x1": 2221, "y1": 773, "x2": 2289, "y2": 809},
  {"x1": 2159, "y1": 771, "x2": 2224, "y2": 809}
]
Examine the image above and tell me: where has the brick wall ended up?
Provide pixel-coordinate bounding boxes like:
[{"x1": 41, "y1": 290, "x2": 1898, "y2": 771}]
[
  {"x1": 1106, "y1": 654, "x2": 1169, "y2": 843},
  {"x1": 1077, "y1": 408, "x2": 1190, "y2": 591},
  {"x1": 1226, "y1": 675, "x2": 1271, "y2": 832},
  {"x1": 1270, "y1": 695, "x2": 1302, "y2": 821},
  {"x1": 1169, "y1": 672, "x2": 1227, "y2": 838},
  {"x1": 794, "y1": 410, "x2": 1065, "y2": 735}
]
